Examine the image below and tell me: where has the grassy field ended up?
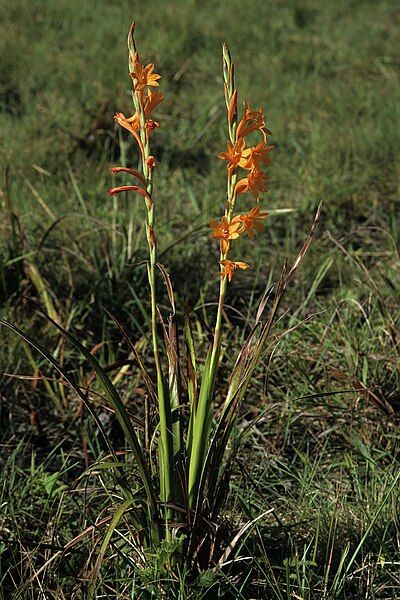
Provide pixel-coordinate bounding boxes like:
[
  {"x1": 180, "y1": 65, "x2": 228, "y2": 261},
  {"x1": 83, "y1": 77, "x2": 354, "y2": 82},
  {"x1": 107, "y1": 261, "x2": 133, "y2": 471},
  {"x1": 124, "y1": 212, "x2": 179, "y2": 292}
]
[{"x1": 1, "y1": 0, "x2": 399, "y2": 598}]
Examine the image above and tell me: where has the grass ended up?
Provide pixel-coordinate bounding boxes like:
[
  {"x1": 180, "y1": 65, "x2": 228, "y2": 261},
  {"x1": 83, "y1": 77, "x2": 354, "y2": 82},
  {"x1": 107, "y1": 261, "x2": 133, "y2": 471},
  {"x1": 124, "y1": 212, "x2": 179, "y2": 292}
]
[{"x1": 1, "y1": 0, "x2": 399, "y2": 597}]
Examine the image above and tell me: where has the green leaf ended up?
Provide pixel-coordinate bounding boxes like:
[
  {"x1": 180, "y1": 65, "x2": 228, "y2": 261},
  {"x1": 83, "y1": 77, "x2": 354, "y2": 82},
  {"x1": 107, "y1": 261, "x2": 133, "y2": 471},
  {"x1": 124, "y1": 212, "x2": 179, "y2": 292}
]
[{"x1": 0, "y1": 314, "x2": 159, "y2": 538}]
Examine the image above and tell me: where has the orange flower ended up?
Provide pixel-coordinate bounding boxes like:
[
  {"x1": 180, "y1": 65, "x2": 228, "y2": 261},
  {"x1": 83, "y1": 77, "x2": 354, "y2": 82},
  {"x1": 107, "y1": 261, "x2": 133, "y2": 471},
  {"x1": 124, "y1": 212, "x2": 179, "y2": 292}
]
[
  {"x1": 218, "y1": 138, "x2": 245, "y2": 173},
  {"x1": 115, "y1": 111, "x2": 139, "y2": 135},
  {"x1": 236, "y1": 103, "x2": 271, "y2": 140},
  {"x1": 131, "y1": 62, "x2": 161, "y2": 92},
  {"x1": 110, "y1": 166, "x2": 146, "y2": 185},
  {"x1": 116, "y1": 90, "x2": 163, "y2": 131},
  {"x1": 144, "y1": 89, "x2": 164, "y2": 115},
  {"x1": 145, "y1": 119, "x2": 160, "y2": 131},
  {"x1": 107, "y1": 185, "x2": 152, "y2": 204},
  {"x1": 238, "y1": 206, "x2": 268, "y2": 238},
  {"x1": 114, "y1": 112, "x2": 144, "y2": 154},
  {"x1": 234, "y1": 169, "x2": 270, "y2": 200},
  {"x1": 220, "y1": 259, "x2": 249, "y2": 282},
  {"x1": 209, "y1": 215, "x2": 242, "y2": 254},
  {"x1": 239, "y1": 140, "x2": 273, "y2": 170}
]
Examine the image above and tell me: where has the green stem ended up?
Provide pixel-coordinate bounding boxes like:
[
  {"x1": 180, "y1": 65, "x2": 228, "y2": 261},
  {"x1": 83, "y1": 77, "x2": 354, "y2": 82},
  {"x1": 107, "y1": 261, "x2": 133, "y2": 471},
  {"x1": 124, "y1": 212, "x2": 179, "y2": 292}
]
[
  {"x1": 131, "y1": 78, "x2": 174, "y2": 522},
  {"x1": 188, "y1": 46, "x2": 238, "y2": 507}
]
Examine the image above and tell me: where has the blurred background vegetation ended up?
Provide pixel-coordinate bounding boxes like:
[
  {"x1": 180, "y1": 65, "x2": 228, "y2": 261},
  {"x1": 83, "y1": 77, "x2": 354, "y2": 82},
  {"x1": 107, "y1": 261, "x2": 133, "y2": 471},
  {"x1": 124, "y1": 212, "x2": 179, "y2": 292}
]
[{"x1": 0, "y1": 0, "x2": 399, "y2": 597}]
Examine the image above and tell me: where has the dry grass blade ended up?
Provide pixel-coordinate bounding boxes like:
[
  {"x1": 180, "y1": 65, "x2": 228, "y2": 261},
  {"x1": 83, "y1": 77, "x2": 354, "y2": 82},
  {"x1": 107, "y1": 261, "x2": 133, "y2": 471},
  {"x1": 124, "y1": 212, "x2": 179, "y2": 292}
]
[
  {"x1": 217, "y1": 509, "x2": 274, "y2": 567},
  {"x1": 27, "y1": 515, "x2": 114, "y2": 584},
  {"x1": 255, "y1": 282, "x2": 276, "y2": 323},
  {"x1": 156, "y1": 262, "x2": 176, "y2": 316},
  {"x1": 287, "y1": 201, "x2": 322, "y2": 283}
]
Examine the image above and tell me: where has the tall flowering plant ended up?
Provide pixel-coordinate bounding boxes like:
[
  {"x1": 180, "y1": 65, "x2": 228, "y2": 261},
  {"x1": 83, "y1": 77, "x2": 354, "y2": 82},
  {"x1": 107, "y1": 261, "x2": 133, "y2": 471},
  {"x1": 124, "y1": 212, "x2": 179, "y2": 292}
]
[
  {"x1": 1, "y1": 22, "x2": 320, "y2": 576},
  {"x1": 109, "y1": 23, "x2": 271, "y2": 517}
]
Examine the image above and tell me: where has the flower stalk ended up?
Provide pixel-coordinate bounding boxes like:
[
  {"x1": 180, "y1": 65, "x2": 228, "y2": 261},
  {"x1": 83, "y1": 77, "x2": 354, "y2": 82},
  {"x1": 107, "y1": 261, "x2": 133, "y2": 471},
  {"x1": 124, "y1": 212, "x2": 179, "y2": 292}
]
[
  {"x1": 187, "y1": 43, "x2": 274, "y2": 508},
  {"x1": 110, "y1": 23, "x2": 175, "y2": 519},
  {"x1": 187, "y1": 44, "x2": 240, "y2": 508}
]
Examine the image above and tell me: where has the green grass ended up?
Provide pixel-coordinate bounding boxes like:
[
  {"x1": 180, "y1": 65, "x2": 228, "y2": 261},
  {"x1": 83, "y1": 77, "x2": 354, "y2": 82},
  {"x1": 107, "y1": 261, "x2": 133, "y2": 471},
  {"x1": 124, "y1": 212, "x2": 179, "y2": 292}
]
[{"x1": 1, "y1": 0, "x2": 400, "y2": 597}]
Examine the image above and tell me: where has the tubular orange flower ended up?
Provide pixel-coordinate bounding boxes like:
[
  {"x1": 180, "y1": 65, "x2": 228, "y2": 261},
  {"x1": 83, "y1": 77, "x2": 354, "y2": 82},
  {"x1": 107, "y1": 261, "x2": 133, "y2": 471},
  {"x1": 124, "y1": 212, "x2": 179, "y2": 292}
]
[
  {"x1": 220, "y1": 259, "x2": 249, "y2": 282},
  {"x1": 209, "y1": 215, "x2": 242, "y2": 254},
  {"x1": 114, "y1": 111, "x2": 144, "y2": 154},
  {"x1": 239, "y1": 140, "x2": 274, "y2": 171},
  {"x1": 130, "y1": 61, "x2": 161, "y2": 92},
  {"x1": 236, "y1": 103, "x2": 271, "y2": 140},
  {"x1": 117, "y1": 112, "x2": 159, "y2": 133},
  {"x1": 218, "y1": 138, "x2": 245, "y2": 173},
  {"x1": 115, "y1": 91, "x2": 163, "y2": 140},
  {"x1": 144, "y1": 90, "x2": 164, "y2": 115},
  {"x1": 238, "y1": 206, "x2": 268, "y2": 238},
  {"x1": 110, "y1": 166, "x2": 146, "y2": 185},
  {"x1": 234, "y1": 169, "x2": 270, "y2": 200},
  {"x1": 107, "y1": 185, "x2": 152, "y2": 203},
  {"x1": 114, "y1": 111, "x2": 138, "y2": 135},
  {"x1": 125, "y1": 113, "x2": 141, "y2": 129}
]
